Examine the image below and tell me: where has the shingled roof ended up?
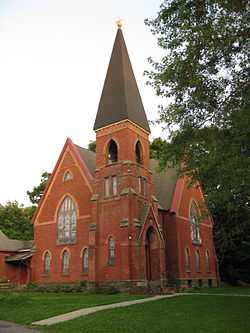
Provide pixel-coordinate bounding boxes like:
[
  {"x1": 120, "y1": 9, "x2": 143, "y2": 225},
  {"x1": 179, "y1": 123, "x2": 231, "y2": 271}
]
[
  {"x1": 150, "y1": 160, "x2": 178, "y2": 210},
  {"x1": 0, "y1": 230, "x2": 33, "y2": 252},
  {"x1": 74, "y1": 144, "x2": 96, "y2": 176},
  {"x1": 94, "y1": 28, "x2": 150, "y2": 133},
  {"x1": 76, "y1": 146, "x2": 178, "y2": 210}
]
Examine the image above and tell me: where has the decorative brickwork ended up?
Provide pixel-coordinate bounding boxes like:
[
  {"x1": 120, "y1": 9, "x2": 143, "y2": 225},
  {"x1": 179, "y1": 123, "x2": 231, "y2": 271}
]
[{"x1": 0, "y1": 27, "x2": 218, "y2": 289}]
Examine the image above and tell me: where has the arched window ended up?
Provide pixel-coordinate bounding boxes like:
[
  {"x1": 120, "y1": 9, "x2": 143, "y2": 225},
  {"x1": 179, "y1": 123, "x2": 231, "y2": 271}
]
[
  {"x1": 135, "y1": 141, "x2": 143, "y2": 164},
  {"x1": 195, "y1": 249, "x2": 200, "y2": 272},
  {"x1": 44, "y1": 251, "x2": 51, "y2": 274},
  {"x1": 108, "y1": 237, "x2": 115, "y2": 265},
  {"x1": 185, "y1": 248, "x2": 191, "y2": 272},
  {"x1": 82, "y1": 248, "x2": 89, "y2": 273},
  {"x1": 205, "y1": 249, "x2": 210, "y2": 272},
  {"x1": 107, "y1": 139, "x2": 118, "y2": 163},
  {"x1": 190, "y1": 201, "x2": 201, "y2": 243},
  {"x1": 57, "y1": 196, "x2": 77, "y2": 244},
  {"x1": 62, "y1": 250, "x2": 70, "y2": 274},
  {"x1": 63, "y1": 171, "x2": 73, "y2": 182}
]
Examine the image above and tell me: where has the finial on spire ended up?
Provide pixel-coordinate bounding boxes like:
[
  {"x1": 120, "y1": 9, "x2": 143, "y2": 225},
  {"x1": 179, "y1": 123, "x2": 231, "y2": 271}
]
[{"x1": 116, "y1": 19, "x2": 123, "y2": 29}]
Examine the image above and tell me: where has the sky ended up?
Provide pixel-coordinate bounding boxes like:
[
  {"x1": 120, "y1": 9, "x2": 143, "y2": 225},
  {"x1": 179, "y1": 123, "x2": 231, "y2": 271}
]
[{"x1": 0, "y1": 0, "x2": 166, "y2": 206}]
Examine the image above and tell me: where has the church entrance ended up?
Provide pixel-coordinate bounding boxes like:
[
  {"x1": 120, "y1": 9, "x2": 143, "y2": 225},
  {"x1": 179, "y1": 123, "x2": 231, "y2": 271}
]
[{"x1": 145, "y1": 227, "x2": 161, "y2": 281}]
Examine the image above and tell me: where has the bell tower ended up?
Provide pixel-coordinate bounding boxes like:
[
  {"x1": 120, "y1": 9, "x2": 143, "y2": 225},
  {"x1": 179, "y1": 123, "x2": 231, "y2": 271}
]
[{"x1": 89, "y1": 23, "x2": 165, "y2": 288}]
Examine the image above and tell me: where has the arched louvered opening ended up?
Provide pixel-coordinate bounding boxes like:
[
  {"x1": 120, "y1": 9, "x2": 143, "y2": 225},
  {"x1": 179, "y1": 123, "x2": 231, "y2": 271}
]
[
  {"x1": 135, "y1": 140, "x2": 143, "y2": 164},
  {"x1": 107, "y1": 139, "x2": 118, "y2": 164}
]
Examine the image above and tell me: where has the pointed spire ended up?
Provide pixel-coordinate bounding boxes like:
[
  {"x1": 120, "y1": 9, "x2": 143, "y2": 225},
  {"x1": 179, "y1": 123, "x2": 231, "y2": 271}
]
[{"x1": 94, "y1": 26, "x2": 150, "y2": 133}]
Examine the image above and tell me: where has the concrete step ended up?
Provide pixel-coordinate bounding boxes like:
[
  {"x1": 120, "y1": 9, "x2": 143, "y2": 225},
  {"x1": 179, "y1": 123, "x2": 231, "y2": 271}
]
[{"x1": 0, "y1": 282, "x2": 13, "y2": 290}]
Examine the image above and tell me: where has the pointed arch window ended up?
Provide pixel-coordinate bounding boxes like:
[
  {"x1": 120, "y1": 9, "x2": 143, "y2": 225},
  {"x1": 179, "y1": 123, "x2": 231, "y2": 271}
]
[
  {"x1": 82, "y1": 248, "x2": 89, "y2": 273},
  {"x1": 195, "y1": 249, "x2": 200, "y2": 272},
  {"x1": 57, "y1": 196, "x2": 77, "y2": 244},
  {"x1": 44, "y1": 251, "x2": 51, "y2": 274},
  {"x1": 62, "y1": 250, "x2": 70, "y2": 274},
  {"x1": 63, "y1": 171, "x2": 73, "y2": 182},
  {"x1": 135, "y1": 141, "x2": 143, "y2": 164},
  {"x1": 107, "y1": 139, "x2": 118, "y2": 164},
  {"x1": 205, "y1": 249, "x2": 210, "y2": 272},
  {"x1": 190, "y1": 201, "x2": 201, "y2": 243},
  {"x1": 185, "y1": 248, "x2": 191, "y2": 272},
  {"x1": 108, "y1": 237, "x2": 115, "y2": 265}
]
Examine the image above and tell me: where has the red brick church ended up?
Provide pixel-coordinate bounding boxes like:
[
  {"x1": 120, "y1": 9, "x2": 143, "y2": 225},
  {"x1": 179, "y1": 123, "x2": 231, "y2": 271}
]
[{"x1": 1, "y1": 26, "x2": 218, "y2": 289}]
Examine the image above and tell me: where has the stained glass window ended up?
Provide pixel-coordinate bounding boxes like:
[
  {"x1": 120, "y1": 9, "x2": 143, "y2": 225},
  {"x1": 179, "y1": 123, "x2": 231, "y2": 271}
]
[
  {"x1": 185, "y1": 248, "x2": 191, "y2": 271},
  {"x1": 57, "y1": 197, "x2": 77, "y2": 244},
  {"x1": 44, "y1": 251, "x2": 51, "y2": 274},
  {"x1": 190, "y1": 201, "x2": 201, "y2": 243},
  {"x1": 108, "y1": 238, "x2": 115, "y2": 265},
  {"x1": 205, "y1": 249, "x2": 210, "y2": 272},
  {"x1": 195, "y1": 250, "x2": 200, "y2": 272},
  {"x1": 82, "y1": 248, "x2": 89, "y2": 273},
  {"x1": 62, "y1": 250, "x2": 70, "y2": 274}
]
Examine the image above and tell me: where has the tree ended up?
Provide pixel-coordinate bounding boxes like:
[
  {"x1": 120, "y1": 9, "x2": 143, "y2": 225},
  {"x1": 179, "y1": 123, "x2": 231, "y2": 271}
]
[
  {"x1": 88, "y1": 140, "x2": 96, "y2": 153},
  {"x1": 27, "y1": 172, "x2": 51, "y2": 205},
  {"x1": 0, "y1": 202, "x2": 34, "y2": 240},
  {"x1": 150, "y1": 137, "x2": 168, "y2": 159},
  {"x1": 146, "y1": 1, "x2": 250, "y2": 283}
]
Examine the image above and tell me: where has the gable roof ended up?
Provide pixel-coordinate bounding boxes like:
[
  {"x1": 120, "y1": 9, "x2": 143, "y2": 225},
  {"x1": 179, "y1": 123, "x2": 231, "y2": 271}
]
[
  {"x1": 74, "y1": 145, "x2": 96, "y2": 177},
  {"x1": 0, "y1": 230, "x2": 33, "y2": 252},
  {"x1": 94, "y1": 28, "x2": 150, "y2": 133},
  {"x1": 150, "y1": 160, "x2": 179, "y2": 211},
  {"x1": 32, "y1": 138, "x2": 94, "y2": 224},
  {"x1": 75, "y1": 146, "x2": 178, "y2": 211}
]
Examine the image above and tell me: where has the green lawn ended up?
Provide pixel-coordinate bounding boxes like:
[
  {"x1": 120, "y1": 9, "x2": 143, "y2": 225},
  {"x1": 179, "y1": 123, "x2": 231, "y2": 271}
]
[
  {"x1": 0, "y1": 292, "x2": 145, "y2": 325},
  {"x1": 0, "y1": 288, "x2": 249, "y2": 333},
  {"x1": 187, "y1": 287, "x2": 250, "y2": 295},
  {"x1": 45, "y1": 294, "x2": 250, "y2": 333}
]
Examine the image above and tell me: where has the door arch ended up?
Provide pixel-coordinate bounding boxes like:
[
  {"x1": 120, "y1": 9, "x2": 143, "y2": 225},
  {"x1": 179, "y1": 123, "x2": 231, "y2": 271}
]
[{"x1": 145, "y1": 227, "x2": 161, "y2": 281}]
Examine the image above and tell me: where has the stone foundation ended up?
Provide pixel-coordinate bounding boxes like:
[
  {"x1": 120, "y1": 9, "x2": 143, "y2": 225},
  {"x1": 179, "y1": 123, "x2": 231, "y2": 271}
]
[
  {"x1": 176, "y1": 278, "x2": 218, "y2": 289},
  {"x1": 88, "y1": 279, "x2": 168, "y2": 293}
]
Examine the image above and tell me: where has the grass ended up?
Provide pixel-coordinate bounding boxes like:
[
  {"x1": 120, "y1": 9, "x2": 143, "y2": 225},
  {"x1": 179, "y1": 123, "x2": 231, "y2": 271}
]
[
  {"x1": 187, "y1": 287, "x2": 250, "y2": 295},
  {"x1": 0, "y1": 291, "x2": 145, "y2": 325},
  {"x1": 0, "y1": 288, "x2": 249, "y2": 332},
  {"x1": 45, "y1": 294, "x2": 250, "y2": 333}
]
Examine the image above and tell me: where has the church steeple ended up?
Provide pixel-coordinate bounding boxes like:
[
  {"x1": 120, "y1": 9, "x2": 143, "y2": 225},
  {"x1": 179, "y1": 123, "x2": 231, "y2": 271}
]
[{"x1": 94, "y1": 25, "x2": 150, "y2": 133}]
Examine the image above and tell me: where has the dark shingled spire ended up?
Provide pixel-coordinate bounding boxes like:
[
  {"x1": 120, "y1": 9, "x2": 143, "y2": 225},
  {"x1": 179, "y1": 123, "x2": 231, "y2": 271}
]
[{"x1": 94, "y1": 27, "x2": 150, "y2": 133}]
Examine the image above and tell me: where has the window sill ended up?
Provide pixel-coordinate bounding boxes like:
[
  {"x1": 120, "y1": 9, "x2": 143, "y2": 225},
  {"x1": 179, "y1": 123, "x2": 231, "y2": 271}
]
[
  {"x1": 192, "y1": 240, "x2": 202, "y2": 246},
  {"x1": 81, "y1": 272, "x2": 89, "y2": 276},
  {"x1": 103, "y1": 196, "x2": 119, "y2": 201},
  {"x1": 42, "y1": 273, "x2": 50, "y2": 277},
  {"x1": 56, "y1": 240, "x2": 77, "y2": 246},
  {"x1": 61, "y1": 272, "x2": 70, "y2": 276}
]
